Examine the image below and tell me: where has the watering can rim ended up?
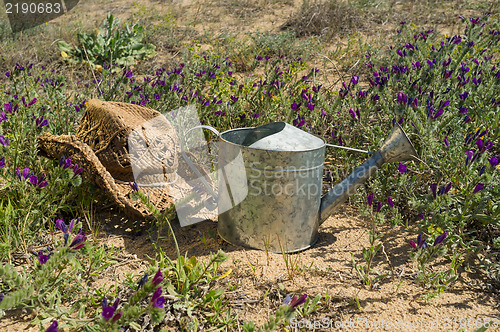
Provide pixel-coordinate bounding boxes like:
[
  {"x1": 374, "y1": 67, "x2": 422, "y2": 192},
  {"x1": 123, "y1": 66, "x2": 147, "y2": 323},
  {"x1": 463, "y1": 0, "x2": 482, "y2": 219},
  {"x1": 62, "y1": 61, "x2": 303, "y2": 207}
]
[{"x1": 217, "y1": 122, "x2": 327, "y2": 153}]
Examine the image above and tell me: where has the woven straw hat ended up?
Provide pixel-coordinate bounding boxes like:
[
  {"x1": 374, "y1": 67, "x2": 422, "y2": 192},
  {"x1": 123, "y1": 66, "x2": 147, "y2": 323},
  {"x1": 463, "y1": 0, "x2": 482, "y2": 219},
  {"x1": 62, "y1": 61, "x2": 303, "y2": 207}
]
[{"x1": 38, "y1": 99, "x2": 183, "y2": 218}]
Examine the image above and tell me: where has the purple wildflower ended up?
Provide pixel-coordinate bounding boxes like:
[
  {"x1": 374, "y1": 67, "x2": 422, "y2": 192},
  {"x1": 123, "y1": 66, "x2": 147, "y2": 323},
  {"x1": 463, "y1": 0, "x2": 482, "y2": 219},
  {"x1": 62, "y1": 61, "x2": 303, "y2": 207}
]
[
  {"x1": 433, "y1": 108, "x2": 444, "y2": 119},
  {"x1": 396, "y1": 92, "x2": 408, "y2": 105},
  {"x1": 29, "y1": 174, "x2": 38, "y2": 186},
  {"x1": 416, "y1": 234, "x2": 428, "y2": 249},
  {"x1": 56, "y1": 218, "x2": 68, "y2": 233},
  {"x1": 129, "y1": 181, "x2": 139, "y2": 192},
  {"x1": 452, "y1": 35, "x2": 462, "y2": 44},
  {"x1": 72, "y1": 164, "x2": 83, "y2": 176},
  {"x1": 283, "y1": 294, "x2": 307, "y2": 309},
  {"x1": 35, "y1": 116, "x2": 49, "y2": 128},
  {"x1": 465, "y1": 149, "x2": 474, "y2": 166},
  {"x1": 398, "y1": 162, "x2": 407, "y2": 174},
  {"x1": 442, "y1": 58, "x2": 452, "y2": 67},
  {"x1": 443, "y1": 69, "x2": 454, "y2": 79},
  {"x1": 68, "y1": 218, "x2": 78, "y2": 233},
  {"x1": 473, "y1": 183, "x2": 484, "y2": 194},
  {"x1": 112, "y1": 312, "x2": 122, "y2": 322},
  {"x1": 16, "y1": 167, "x2": 30, "y2": 180},
  {"x1": 137, "y1": 272, "x2": 148, "y2": 289},
  {"x1": 405, "y1": 43, "x2": 415, "y2": 50},
  {"x1": 45, "y1": 320, "x2": 58, "y2": 332},
  {"x1": 444, "y1": 136, "x2": 449, "y2": 147},
  {"x1": 0, "y1": 136, "x2": 9, "y2": 147},
  {"x1": 489, "y1": 156, "x2": 499, "y2": 167},
  {"x1": 0, "y1": 156, "x2": 4, "y2": 168},
  {"x1": 351, "y1": 75, "x2": 359, "y2": 85},
  {"x1": 63, "y1": 156, "x2": 72, "y2": 169},
  {"x1": 376, "y1": 201, "x2": 382, "y2": 213},
  {"x1": 152, "y1": 268, "x2": 163, "y2": 286},
  {"x1": 151, "y1": 287, "x2": 166, "y2": 308},
  {"x1": 349, "y1": 108, "x2": 356, "y2": 119},
  {"x1": 102, "y1": 305, "x2": 115, "y2": 321},
  {"x1": 69, "y1": 229, "x2": 87, "y2": 250},
  {"x1": 38, "y1": 250, "x2": 49, "y2": 264},
  {"x1": 387, "y1": 196, "x2": 394, "y2": 208},
  {"x1": 430, "y1": 183, "x2": 438, "y2": 199},
  {"x1": 459, "y1": 106, "x2": 468, "y2": 114},
  {"x1": 433, "y1": 231, "x2": 448, "y2": 246},
  {"x1": 444, "y1": 182, "x2": 452, "y2": 194},
  {"x1": 367, "y1": 192, "x2": 374, "y2": 207}
]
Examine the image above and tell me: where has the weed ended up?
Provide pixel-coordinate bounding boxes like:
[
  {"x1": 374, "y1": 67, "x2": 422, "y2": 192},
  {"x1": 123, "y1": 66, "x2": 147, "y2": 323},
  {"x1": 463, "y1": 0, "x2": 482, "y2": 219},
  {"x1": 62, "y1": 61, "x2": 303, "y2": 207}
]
[
  {"x1": 408, "y1": 230, "x2": 463, "y2": 299},
  {"x1": 57, "y1": 13, "x2": 156, "y2": 68},
  {"x1": 351, "y1": 193, "x2": 390, "y2": 287}
]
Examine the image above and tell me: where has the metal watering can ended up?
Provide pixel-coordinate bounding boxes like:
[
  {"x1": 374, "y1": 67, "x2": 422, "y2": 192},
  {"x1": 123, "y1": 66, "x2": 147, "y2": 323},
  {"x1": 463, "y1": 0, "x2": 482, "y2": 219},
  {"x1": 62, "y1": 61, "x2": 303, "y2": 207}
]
[{"x1": 183, "y1": 122, "x2": 418, "y2": 253}]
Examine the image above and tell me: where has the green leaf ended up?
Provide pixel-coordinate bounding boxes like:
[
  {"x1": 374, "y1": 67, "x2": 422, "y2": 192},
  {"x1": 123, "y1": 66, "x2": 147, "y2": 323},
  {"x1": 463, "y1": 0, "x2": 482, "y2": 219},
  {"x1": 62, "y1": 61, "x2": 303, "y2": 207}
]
[
  {"x1": 57, "y1": 40, "x2": 74, "y2": 53},
  {"x1": 214, "y1": 250, "x2": 228, "y2": 263},
  {"x1": 129, "y1": 322, "x2": 142, "y2": 331},
  {"x1": 71, "y1": 175, "x2": 82, "y2": 187}
]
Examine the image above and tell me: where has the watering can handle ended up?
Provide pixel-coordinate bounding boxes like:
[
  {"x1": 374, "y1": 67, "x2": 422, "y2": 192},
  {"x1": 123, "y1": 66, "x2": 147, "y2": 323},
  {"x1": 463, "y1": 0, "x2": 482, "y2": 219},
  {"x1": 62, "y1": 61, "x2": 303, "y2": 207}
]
[{"x1": 180, "y1": 125, "x2": 220, "y2": 202}]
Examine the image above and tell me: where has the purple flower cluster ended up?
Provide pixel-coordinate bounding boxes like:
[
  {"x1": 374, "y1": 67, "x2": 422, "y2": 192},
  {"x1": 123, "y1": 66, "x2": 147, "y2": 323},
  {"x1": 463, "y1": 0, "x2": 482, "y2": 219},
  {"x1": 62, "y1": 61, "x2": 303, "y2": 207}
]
[
  {"x1": 373, "y1": 195, "x2": 395, "y2": 213},
  {"x1": 283, "y1": 293, "x2": 307, "y2": 309},
  {"x1": 34, "y1": 115, "x2": 49, "y2": 128},
  {"x1": 0, "y1": 135, "x2": 9, "y2": 147},
  {"x1": 409, "y1": 231, "x2": 447, "y2": 249},
  {"x1": 398, "y1": 163, "x2": 407, "y2": 174},
  {"x1": 151, "y1": 287, "x2": 166, "y2": 309},
  {"x1": 102, "y1": 297, "x2": 122, "y2": 322},
  {"x1": 55, "y1": 217, "x2": 86, "y2": 249},
  {"x1": 45, "y1": 320, "x2": 58, "y2": 332},
  {"x1": 367, "y1": 192, "x2": 374, "y2": 207},
  {"x1": 463, "y1": 130, "x2": 493, "y2": 169},
  {"x1": 59, "y1": 155, "x2": 83, "y2": 176},
  {"x1": 15, "y1": 167, "x2": 49, "y2": 188},
  {"x1": 430, "y1": 182, "x2": 452, "y2": 199},
  {"x1": 129, "y1": 181, "x2": 139, "y2": 192},
  {"x1": 38, "y1": 250, "x2": 51, "y2": 265}
]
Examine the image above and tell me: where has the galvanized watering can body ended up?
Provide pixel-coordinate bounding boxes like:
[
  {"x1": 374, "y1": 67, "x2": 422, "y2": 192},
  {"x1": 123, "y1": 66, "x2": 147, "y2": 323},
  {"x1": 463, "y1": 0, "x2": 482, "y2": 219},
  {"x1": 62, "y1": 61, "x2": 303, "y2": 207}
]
[
  {"x1": 217, "y1": 123, "x2": 326, "y2": 253},
  {"x1": 188, "y1": 122, "x2": 418, "y2": 253}
]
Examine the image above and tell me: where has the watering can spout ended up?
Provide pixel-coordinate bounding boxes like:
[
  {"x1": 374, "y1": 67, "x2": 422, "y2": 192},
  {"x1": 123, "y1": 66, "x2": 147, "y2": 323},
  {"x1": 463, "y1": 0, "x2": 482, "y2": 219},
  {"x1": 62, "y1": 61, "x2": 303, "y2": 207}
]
[{"x1": 319, "y1": 123, "x2": 419, "y2": 223}]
